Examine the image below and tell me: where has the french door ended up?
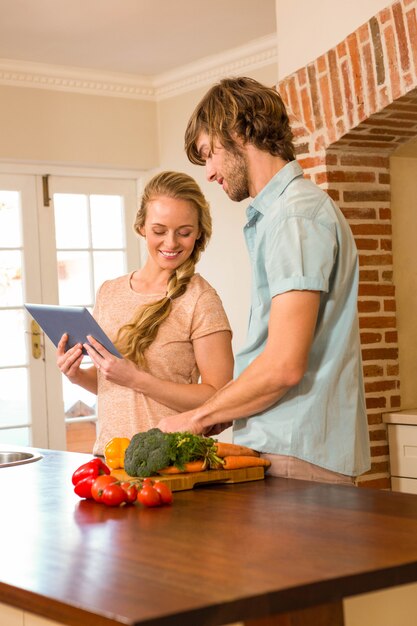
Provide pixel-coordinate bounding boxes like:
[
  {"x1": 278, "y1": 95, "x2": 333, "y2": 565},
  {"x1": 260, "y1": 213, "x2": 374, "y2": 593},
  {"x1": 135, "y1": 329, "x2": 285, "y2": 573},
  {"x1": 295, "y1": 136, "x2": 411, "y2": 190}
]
[{"x1": 0, "y1": 173, "x2": 140, "y2": 450}]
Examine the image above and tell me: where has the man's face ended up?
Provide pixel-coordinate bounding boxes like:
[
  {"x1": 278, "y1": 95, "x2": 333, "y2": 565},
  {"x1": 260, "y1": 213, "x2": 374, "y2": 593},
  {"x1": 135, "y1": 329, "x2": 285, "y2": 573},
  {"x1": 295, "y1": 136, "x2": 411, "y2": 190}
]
[{"x1": 195, "y1": 132, "x2": 250, "y2": 202}]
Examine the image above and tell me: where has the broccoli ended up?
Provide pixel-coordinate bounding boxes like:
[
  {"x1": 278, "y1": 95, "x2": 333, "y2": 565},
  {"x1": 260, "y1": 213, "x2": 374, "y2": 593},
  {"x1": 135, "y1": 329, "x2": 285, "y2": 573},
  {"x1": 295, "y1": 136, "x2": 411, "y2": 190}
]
[
  {"x1": 123, "y1": 428, "x2": 223, "y2": 477},
  {"x1": 124, "y1": 428, "x2": 175, "y2": 477}
]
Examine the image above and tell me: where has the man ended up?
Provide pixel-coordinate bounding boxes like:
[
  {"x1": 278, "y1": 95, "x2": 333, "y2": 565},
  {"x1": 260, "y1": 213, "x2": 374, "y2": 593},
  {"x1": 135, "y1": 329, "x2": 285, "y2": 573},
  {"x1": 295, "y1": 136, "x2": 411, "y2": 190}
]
[{"x1": 159, "y1": 76, "x2": 370, "y2": 484}]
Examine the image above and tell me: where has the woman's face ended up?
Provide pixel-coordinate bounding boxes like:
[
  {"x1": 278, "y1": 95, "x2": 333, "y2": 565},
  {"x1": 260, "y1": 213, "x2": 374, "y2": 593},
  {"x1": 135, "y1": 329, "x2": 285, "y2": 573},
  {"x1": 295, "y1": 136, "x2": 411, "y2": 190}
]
[{"x1": 140, "y1": 195, "x2": 201, "y2": 272}]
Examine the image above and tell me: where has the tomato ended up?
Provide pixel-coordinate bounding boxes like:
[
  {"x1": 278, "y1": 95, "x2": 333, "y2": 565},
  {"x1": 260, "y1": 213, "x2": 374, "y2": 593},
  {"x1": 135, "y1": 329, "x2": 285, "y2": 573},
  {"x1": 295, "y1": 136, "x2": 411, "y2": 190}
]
[
  {"x1": 101, "y1": 483, "x2": 127, "y2": 507},
  {"x1": 74, "y1": 476, "x2": 95, "y2": 499},
  {"x1": 137, "y1": 484, "x2": 162, "y2": 507},
  {"x1": 120, "y1": 481, "x2": 138, "y2": 504},
  {"x1": 91, "y1": 475, "x2": 118, "y2": 502},
  {"x1": 153, "y1": 481, "x2": 173, "y2": 505}
]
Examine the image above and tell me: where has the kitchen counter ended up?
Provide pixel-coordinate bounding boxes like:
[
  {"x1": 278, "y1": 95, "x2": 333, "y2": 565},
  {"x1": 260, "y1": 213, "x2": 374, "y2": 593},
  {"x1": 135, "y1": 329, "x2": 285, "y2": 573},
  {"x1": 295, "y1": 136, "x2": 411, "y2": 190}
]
[{"x1": 1, "y1": 449, "x2": 417, "y2": 626}]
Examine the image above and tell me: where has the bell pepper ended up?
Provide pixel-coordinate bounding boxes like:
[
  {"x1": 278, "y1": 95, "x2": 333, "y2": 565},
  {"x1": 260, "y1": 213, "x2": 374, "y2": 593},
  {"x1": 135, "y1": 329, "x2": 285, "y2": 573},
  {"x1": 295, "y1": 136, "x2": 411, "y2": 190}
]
[
  {"x1": 104, "y1": 437, "x2": 131, "y2": 469},
  {"x1": 72, "y1": 458, "x2": 110, "y2": 486}
]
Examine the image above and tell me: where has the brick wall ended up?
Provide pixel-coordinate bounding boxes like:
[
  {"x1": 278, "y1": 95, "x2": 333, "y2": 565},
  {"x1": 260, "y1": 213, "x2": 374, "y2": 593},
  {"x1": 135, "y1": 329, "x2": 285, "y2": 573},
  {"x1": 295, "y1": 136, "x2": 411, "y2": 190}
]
[{"x1": 276, "y1": 0, "x2": 417, "y2": 488}]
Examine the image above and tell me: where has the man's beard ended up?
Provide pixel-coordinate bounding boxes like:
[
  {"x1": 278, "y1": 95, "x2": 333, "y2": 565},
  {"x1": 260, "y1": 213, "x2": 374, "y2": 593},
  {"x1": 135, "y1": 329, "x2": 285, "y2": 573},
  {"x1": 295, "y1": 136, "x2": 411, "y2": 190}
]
[{"x1": 223, "y1": 149, "x2": 250, "y2": 202}]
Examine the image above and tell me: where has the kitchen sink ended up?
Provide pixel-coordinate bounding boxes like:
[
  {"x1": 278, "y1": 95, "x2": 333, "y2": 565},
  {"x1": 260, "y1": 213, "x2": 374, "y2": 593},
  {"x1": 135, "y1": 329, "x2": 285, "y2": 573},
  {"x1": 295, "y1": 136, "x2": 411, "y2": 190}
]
[{"x1": 0, "y1": 448, "x2": 43, "y2": 468}]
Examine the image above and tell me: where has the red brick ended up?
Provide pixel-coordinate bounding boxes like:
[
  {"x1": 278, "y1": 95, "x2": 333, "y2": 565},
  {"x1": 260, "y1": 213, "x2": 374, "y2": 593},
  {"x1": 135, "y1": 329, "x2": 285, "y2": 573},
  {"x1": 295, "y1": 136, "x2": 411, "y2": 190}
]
[
  {"x1": 328, "y1": 48, "x2": 344, "y2": 119},
  {"x1": 300, "y1": 87, "x2": 314, "y2": 132},
  {"x1": 341, "y1": 60, "x2": 354, "y2": 128},
  {"x1": 317, "y1": 53, "x2": 327, "y2": 74},
  {"x1": 369, "y1": 429, "x2": 388, "y2": 441},
  {"x1": 370, "y1": 444, "x2": 390, "y2": 456},
  {"x1": 393, "y1": 1, "x2": 410, "y2": 72},
  {"x1": 362, "y1": 346, "x2": 398, "y2": 360},
  {"x1": 337, "y1": 41, "x2": 347, "y2": 58},
  {"x1": 390, "y1": 395, "x2": 401, "y2": 408},
  {"x1": 359, "y1": 317, "x2": 397, "y2": 330},
  {"x1": 347, "y1": 32, "x2": 365, "y2": 121},
  {"x1": 384, "y1": 24, "x2": 401, "y2": 100},
  {"x1": 387, "y1": 364, "x2": 399, "y2": 376},
  {"x1": 297, "y1": 67, "x2": 307, "y2": 88},
  {"x1": 326, "y1": 189, "x2": 340, "y2": 201},
  {"x1": 359, "y1": 270, "x2": 379, "y2": 281},
  {"x1": 379, "y1": 173, "x2": 390, "y2": 184},
  {"x1": 379, "y1": 208, "x2": 392, "y2": 220},
  {"x1": 384, "y1": 299, "x2": 396, "y2": 312},
  {"x1": 359, "y1": 284, "x2": 395, "y2": 296},
  {"x1": 380, "y1": 239, "x2": 392, "y2": 251},
  {"x1": 367, "y1": 412, "x2": 384, "y2": 425},
  {"x1": 366, "y1": 396, "x2": 387, "y2": 409},
  {"x1": 340, "y1": 154, "x2": 389, "y2": 167},
  {"x1": 360, "y1": 332, "x2": 382, "y2": 344},
  {"x1": 288, "y1": 76, "x2": 302, "y2": 121},
  {"x1": 365, "y1": 380, "x2": 399, "y2": 393},
  {"x1": 342, "y1": 208, "x2": 376, "y2": 220},
  {"x1": 319, "y1": 74, "x2": 336, "y2": 143},
  {"x1": 358, "y1": 300, "x2": 380, "y2": 312},
  {"x1": 362, "y1": 42, "x2": 377, "y2": 114},
  {"x1": 355, "y1": 239, "x2": 379, "y2": 251},
  {"x1": 307, "y1": 63, "x2": 323, "y2": 129},
  {"x1": 380, "y1": 7, "x2": 391, "y2": 24},
  {"x1": 343, "y1": 190, "x2": 390, "y2": 202},
  {"x1": 406, "y1": 8, "x2": 417, "y2": 76},
  {"x1": 385, "y1": 331, "x2": 398, "y2": 343},
  {"x1": 358, "y1": 253, "x2": 392, "y2": 266},
  {"x1": 363, "y1": 364, "x2": 384, "y2": 377},
  {"x1": 381, "y1": 270, "x2": 394, "y2": 281},
  {"x1": 358, "y1": 23, "x2": 370, "y2": 43}
]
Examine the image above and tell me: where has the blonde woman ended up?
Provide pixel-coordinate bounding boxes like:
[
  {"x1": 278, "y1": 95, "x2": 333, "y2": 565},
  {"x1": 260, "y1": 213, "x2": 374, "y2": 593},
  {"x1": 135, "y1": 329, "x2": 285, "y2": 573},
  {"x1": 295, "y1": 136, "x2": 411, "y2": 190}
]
[{"x1": 56, "y1": 171, "x2": 233, "y2": 455}]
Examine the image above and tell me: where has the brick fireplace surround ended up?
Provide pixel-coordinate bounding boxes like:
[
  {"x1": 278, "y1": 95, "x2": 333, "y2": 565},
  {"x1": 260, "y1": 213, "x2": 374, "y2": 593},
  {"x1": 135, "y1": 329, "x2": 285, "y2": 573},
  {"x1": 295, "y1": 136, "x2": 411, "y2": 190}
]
[{"x1": 276, "y1": 0, "x2": 417, "y2": 488}]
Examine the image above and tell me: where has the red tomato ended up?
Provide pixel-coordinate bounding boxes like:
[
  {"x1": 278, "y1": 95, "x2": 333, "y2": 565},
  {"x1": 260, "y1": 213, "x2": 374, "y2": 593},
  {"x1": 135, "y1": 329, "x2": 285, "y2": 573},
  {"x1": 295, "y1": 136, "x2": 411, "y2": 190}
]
[
  {"x1": 120, "y1": 481, "x2": 138, "y2": 504},
  {"x1": 101, "y1": 483, "x2": 127, "y2": 507},
  {"x1": 91, "y1": 475, "x2": 117, "y2": 502},
  {"x1": 153, "y1": 481, "x2": 173, "y2": 505},
  {"x1": 137, "y1": 484, "x2": 162, "y2": 507}
]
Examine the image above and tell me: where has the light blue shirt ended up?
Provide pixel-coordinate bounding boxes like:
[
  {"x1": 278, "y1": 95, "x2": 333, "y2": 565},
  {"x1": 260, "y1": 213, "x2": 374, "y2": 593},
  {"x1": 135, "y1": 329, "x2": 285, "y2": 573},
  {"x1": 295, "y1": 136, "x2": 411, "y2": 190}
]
[{"x1": 233, "y1": 160, "x2": 371, "y2": 476}]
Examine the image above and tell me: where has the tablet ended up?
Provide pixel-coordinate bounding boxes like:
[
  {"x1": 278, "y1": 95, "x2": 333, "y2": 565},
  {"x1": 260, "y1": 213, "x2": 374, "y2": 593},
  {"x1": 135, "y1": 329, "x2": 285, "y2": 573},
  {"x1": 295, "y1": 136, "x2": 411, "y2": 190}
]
[{"x1": 25, "y1": 303, "x2": 122, "y2": 358}]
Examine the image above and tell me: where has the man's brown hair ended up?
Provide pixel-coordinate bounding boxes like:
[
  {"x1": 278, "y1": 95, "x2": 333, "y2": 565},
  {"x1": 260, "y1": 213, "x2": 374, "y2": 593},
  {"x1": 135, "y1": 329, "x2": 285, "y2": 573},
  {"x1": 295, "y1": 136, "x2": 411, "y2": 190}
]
[{"x1": 185, "y1": 76, "x2": 295, "y2": 164}]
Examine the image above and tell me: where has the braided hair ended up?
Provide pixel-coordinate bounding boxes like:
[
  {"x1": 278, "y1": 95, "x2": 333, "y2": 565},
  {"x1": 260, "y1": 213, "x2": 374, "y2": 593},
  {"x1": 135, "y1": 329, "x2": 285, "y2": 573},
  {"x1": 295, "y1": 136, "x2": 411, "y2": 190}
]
[{"x1": 115, "y1": 171, "x2": 212, "y2": 367}]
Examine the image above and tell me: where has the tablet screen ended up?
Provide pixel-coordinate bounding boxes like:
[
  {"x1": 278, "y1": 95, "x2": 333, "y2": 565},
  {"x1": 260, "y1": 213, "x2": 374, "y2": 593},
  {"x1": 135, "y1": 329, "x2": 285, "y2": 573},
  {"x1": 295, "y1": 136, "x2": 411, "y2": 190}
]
[{"x1": 25, "y1": 303, "x2": 121, "y2": 357}]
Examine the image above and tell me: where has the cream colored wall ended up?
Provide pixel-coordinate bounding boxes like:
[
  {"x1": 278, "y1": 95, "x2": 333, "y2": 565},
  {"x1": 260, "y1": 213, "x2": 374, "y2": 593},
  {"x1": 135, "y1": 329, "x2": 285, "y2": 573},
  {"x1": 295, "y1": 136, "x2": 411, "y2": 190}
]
[
  {"x1": 156, "y1": 64, "x2": 278, "y2": 352},
  {"x1": 0, "y1": 85, "x2": 158, "y2": 169},
  {"x1": 275, "y1": 0, "x2": 391, "y2": 80},
  {"x1": 389, "y1": 155, "x2": 417, "y2": 410}
]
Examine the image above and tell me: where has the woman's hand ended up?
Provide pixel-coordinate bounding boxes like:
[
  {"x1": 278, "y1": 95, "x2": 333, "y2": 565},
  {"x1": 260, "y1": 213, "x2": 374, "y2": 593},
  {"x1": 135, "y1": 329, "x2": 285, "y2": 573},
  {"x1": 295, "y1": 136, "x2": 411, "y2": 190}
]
[
  {"x1": 56, "y1": 333, "x2": 84, "y2": 383},
  {"x1": 84, "y1": 335, "x2": 142, "y2": 389}
]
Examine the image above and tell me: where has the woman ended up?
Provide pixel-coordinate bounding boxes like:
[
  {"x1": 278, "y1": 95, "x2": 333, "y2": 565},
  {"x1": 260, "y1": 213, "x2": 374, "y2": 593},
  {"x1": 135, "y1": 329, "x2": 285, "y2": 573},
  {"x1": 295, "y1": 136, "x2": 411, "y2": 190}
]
[{"x1": 57, "y1": 171, "x2": 234, "y2": 455}]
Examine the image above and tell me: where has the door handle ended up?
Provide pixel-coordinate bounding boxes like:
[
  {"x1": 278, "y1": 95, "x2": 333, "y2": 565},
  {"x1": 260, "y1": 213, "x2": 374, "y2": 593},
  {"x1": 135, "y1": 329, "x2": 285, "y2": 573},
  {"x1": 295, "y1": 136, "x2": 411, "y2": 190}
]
[{"x1": 31, "y1": 320, "x2": 42, "y2": 359}]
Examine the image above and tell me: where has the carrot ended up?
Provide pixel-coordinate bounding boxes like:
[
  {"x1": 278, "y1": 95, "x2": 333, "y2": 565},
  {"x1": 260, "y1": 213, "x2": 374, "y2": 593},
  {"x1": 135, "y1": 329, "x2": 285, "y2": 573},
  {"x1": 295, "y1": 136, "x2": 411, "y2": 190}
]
[
  {"x1": 214, "y1": 442, "x2": 260, "y2": 458},
  {"x1": 221, "y1": 456, "x2": 271, "y2": 470},
  {"x1": 157, "y1": 460, "x2": 207, "y2": 475}
]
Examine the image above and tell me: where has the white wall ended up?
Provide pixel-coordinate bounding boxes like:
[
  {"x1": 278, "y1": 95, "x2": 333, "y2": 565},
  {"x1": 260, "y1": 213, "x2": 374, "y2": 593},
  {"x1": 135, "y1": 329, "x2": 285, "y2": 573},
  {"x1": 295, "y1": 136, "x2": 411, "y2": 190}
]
[{"x1": 276, "y1": 0, "x2": 391, "y2": 79}]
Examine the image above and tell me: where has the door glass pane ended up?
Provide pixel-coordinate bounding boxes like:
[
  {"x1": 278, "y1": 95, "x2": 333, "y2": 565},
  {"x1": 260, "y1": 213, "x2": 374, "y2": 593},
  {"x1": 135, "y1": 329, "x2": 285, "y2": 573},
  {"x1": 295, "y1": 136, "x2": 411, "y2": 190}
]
[
  {"x1": 0, "y1": 250, "x2": 23, "y2": 306},
  {"x1": 0, "y1": 191, "x2": 21, "y2": 247},
  {"x1": 93, "y1": 251, "x2": 125, "y2": 288},
  {"x1": 57, "y1": 251, "x2": 93, "y2": 305},
  {"x1": 53, "y1": 190, "x2": 128, "y2": 429},
  {"x1": 91, "y1": 195, "x2": 124, "y2": 248},
  {"x1": 0, "y1": 427, "x2": 30, "y2": 446},
  {"x1": 54, "y1": 194, "x2": 89, "y2": 249},
  {"x1": 0, "y1": 368, "x2": 29, "y2": 429},
  {"x1": 0, "y1": 310, "x2": 26, "y2": 366}
]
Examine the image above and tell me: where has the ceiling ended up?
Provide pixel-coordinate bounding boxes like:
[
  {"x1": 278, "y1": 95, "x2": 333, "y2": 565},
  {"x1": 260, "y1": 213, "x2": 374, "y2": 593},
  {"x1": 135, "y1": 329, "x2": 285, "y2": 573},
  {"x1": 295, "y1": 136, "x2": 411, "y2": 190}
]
[{"x1": 0, "y1": 0, "x2": 277, "y2": 77}]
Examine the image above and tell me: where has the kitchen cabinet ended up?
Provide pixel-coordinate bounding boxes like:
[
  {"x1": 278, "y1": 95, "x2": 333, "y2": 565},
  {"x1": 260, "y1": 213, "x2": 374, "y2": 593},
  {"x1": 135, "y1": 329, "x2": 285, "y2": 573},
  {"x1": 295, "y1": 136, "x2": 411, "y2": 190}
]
[{"x1": 383, "y1": 408, "x2": 417, "y2": 494}]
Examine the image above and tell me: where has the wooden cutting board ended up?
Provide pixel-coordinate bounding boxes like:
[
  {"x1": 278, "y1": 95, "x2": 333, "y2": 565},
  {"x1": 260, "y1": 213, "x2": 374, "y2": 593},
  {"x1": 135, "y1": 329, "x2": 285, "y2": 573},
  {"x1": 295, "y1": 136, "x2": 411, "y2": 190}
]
[{"x1": 111, "y1": 466, "x2": 266, "y2": 492}]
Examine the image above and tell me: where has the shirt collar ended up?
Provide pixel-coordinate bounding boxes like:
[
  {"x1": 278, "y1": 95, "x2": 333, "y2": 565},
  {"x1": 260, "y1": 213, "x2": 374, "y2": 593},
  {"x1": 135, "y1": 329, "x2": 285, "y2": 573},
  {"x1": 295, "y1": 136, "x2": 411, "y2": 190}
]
[{"x1": 246, "y1": 160, "x2": 303, "y2": 221}]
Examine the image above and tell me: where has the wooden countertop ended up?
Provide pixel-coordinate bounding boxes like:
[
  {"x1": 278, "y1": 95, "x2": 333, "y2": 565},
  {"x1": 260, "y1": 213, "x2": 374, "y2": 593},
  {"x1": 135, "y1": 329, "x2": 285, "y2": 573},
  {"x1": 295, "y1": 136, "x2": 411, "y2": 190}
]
[{"x1": 1, "y1": 448, "x2": 417, "y2": 626}]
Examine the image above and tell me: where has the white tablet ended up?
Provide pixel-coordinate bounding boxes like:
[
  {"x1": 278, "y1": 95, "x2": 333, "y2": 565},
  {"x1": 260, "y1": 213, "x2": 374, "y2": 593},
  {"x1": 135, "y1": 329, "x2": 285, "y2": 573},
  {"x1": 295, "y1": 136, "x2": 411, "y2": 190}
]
[{"x1": 25, "y1": 303, "x2": 122, "y2": 358}]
